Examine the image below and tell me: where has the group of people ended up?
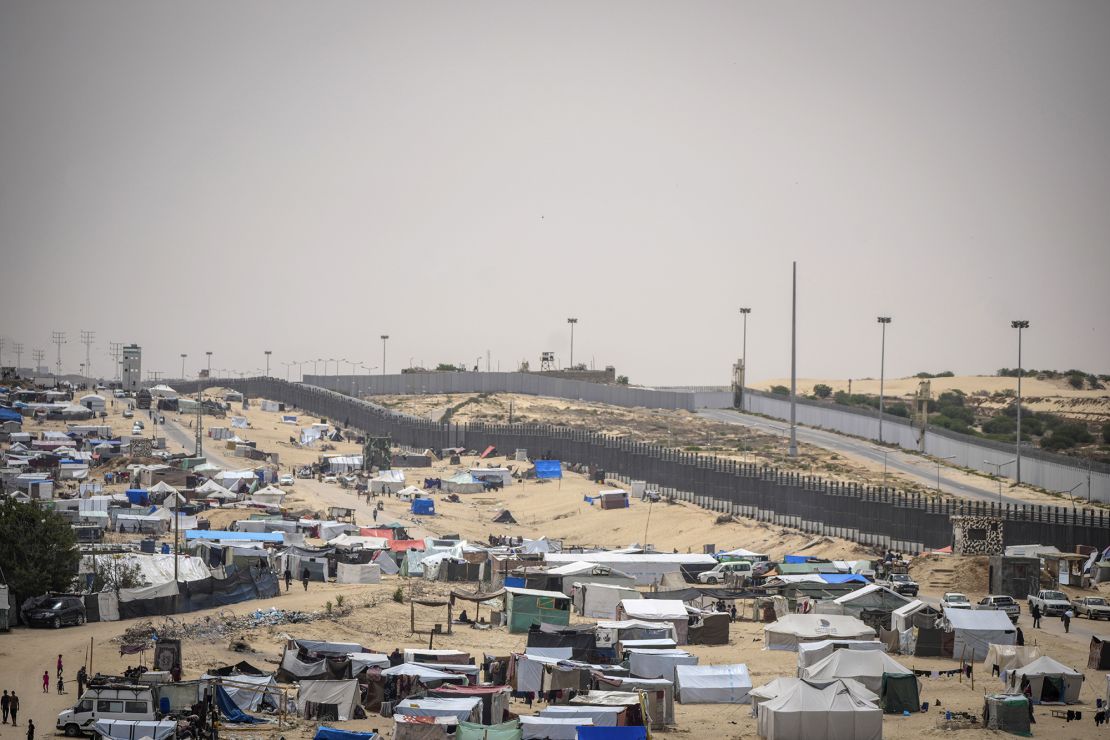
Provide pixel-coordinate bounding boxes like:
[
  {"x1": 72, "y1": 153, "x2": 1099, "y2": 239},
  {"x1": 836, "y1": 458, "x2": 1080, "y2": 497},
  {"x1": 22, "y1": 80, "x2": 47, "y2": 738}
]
[
  {"x1": 283, "y1": 567, "x2": 312, "y2": 591},
  {"x1": 1029, "y1": 602, "x2": 1073, "y2": 632}
]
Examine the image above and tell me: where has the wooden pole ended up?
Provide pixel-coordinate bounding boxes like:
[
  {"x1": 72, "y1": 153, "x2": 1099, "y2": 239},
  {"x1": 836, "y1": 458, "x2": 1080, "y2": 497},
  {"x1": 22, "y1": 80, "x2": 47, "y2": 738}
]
[{"x1": 89, "y1": 636, "x2": 94, "y2": 676}]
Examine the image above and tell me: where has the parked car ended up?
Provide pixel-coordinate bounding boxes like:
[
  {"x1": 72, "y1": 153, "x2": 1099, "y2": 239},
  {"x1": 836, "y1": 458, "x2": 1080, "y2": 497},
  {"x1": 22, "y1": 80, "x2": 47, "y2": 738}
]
[
  {"x1": 1071, "y1": 596, "x2": 1110, "y2": 620},
  {"x1": 322, "y1": 475, "x2": 338, "y2": 484},
  {"x1": 977, "y1": 595, "x2": 1021, "y2": 622},
  {"x1": 941, "y1": 592, "x2": 973, "y2": 610},
  {"x1": 877, "y1": 573, "x2": 919, "y2": 597},
  {"x1": 57, "y1": 685, "x2": 157, "y2": 736},
  {"x1": 279, "y1": 474, "x2": 295, "y2": 486},
  {"x1": 113, "y1": 389, "x2": 126, "y2": 398},
  {"x1": 697, "y1": 560, "x2": 753, "y2": 585},
  {"x1": 25, "y1": 596, "x2": 86, "y2": 628},
  {"x1": 1029, "y1": 589, "x2": 1072, "y2": 617},
  {"x1": 122, "y1": 408, "x2": 133, "y2": 418}
]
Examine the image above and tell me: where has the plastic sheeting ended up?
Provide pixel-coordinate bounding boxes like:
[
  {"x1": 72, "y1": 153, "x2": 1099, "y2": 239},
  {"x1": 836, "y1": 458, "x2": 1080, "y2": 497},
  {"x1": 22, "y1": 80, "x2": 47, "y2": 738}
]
[
  {"x1": 93, "y1": 720, "x2": 178, "y2": 740},
  {"x1": 675, "y1": 663, "x2": 752, "y2": 704},
  {"x1": 297, "y1": 680, "x2": 362, "y2": 721},
  {"x1": 627, "y1": 649, "x2": 698, "y2": 682},
  {"x1": 336, "y1": 563, "x2": 382, "y2": 584},
  {"x1": 519, "y1": 716, "x2": 589, "y2": 740},
  {"x1": 392, "y1": 697, "x2": 481, "y2": 724}
]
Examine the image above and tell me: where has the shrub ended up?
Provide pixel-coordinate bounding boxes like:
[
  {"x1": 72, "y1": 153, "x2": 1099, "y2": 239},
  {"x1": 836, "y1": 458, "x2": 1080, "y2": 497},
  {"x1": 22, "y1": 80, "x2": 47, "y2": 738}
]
[
  {"x1": 335, "y1": 594, "x2": 345, "y2": 608},
  {"x1": 616, "y1": 375, "x2": 629, "y2": 385},
  {"x1": 393, "y1": 586, "x2": 404, "y2": 603},
  {"x1": 813, "y1": 384, "x2": 832, "y2": 399},
  {"x1": 770, "y1": 385, "x2": 790, "y2": 396},
  {"x1": 325, "y1": 600, "x2": 333, "y2": 614},
  {"x1": 884, "y1": 403, "x2": 910, "y2": 418},
  {"x1": 1067, "y1": 375, "x2": 1085, "y2": 389},
  {"x1": 982, "y1": 415, "x2": 1016, "y2": 435}
]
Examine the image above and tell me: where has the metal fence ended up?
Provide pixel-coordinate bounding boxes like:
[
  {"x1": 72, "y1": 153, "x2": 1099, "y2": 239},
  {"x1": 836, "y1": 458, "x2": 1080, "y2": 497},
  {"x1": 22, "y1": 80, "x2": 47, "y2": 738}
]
[
  {"x1": 176, "y1": 378, "x2": 1109, "y2": 554},
  {"x1": 743, "y1": 389, "x2": 1109, "y2": 504}
]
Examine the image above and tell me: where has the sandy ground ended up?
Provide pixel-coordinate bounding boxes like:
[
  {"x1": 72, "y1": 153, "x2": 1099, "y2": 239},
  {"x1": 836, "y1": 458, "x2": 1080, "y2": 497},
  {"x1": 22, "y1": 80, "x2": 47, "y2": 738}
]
[{"x1": 4, "y1": 392, "x2": 1110, "y2": 739}]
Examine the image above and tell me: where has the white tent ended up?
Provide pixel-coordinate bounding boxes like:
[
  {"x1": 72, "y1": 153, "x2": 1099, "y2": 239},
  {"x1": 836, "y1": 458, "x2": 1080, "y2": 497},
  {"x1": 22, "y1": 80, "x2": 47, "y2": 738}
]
[
  {"x1": 201, "y1": 674, "x2": 277, "y2": 712},
  {"x1": 574, "y1": 582, "x2": 641, "y2": 619},
  {"x1": 148, "y1": 384, "x2": 178, "y2": 399},
  {"x1": 1008, "y1": 656, "x2": 1084, "y2": 704},
  {"x1": 891, "y1": 599, "x2": 941, "y2": 633},
  {"x1": 618, "y1": 599, "x2": 690, "y2": 644},
  {"x1": 543, "y1": 552, "x2": 717, "y2": 586},
  {"x1": 382, "y1": 664, "x2": 468, "y2": 685},
  {"x1": 943, "y1": 608, "x2": 1016, "y2": 661},
  {"x1": 93, "y1": 720, "x2": 177, "y2": 740},
  {"x1": 336, "y1": 562, "x2": 382, "y2": 584},
  {"x1": 348, "y1": 653, "x2": 390, "y2": 674},
  {"x1": 626, "y1": 649, "x2": 698, "y2": 682},
  {"x1": 371, "y1": 470, "x2": 406, "y2": 494},
  {"x1": 392, "y1": 696, "x2": 481, "y2": 723},
  {"x1": 519, "y1": 715, "x2": 591, "y2": 740},
  {"x1": 984, "y1": 644, "x2": 1044, "y2": 674},
  {"x1": 796, "y1": 640, "x2": 886, "y2": 673},
  {"x1": 296, "y1": 680, "x2": 361, "y2": 721},
  {"x1": 674, "y1": 663, "x2": 752, "y2": 704},
  {"x1": 757, "y1": 679, "x2": 882, "y2": 740},
  {"x1": 802, "y1": 649, "x2": 913, "y2": 694},
  {"x1": 750, "y1": 677, "x2": 877, "y2": 714},
  {"x1": 764, "y1": 614, "x2": 876, "y2": 651},
  {"x1": 538, "y1": 705, "x2": 624, "y2": 727}
]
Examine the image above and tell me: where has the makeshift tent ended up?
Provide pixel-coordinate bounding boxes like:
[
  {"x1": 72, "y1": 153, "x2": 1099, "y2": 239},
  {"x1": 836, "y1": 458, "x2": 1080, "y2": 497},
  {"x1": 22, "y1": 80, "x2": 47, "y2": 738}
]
[
  {"x1": 832, "y1": 584, "x2": 911, "y2": 615},
  {"x1": 519, "y1": 715, "x2": 589, "y2": 740},
  {"x1": 93, "y1": 720, "x2": 178, "y2": 740},
  {"x1": 454, "y1": 719, "x2": 521, "y2": 740},
  {"x1": 756, "y1": 679, "x2": 882, "y2": 740},
  {"x1": 574, "y1": 583, "x2": 640, "y2": 619},
  {"x1": 674, "y1": 663, "x2": 751, "y2": 704},
  {"x1": 596, "y1": 619, "x2": 678, "y2": 649},
  {"x1": 534, "y1": 460, "x2": 562, "y2": 479},
  {"x1": 381, "y1": 664, "x2": 468, "y2": 687},
  {"x1": 537, "y1": 706, "x2": 624, "y2": 727},
  {"x1": 796, "y1": 640, "x2": 886, "y2": 674},
  {"x1": 626, "y1": 649, "x2": 698, "y2": 682},
  {"x1": 201, "y1": 673, "x2": 278, "y2": 712},
  {"x1": 492, "y1": 510, "x2": 517, "y2": 524},
  {"x1": 764, "y1": 614, "x2": 876, "y2": 651},
  {"x1": 749, "y1": 678, "x2": 877, "y2": 714},
  {"x1": 393, "y1": 714, "x2": 455, "y2": 740},
  {"x1": 545, "y1": 562, "x2": 637, "y2": 595},
  {"x1": 543, "y1": 553, "x2": 717, "y2": 586},
  {"x1": 336, "y1": 563, "x2": 381, "y2": 584},
  {"x1": 411, "y1": 498, "x2": 435, "y2": 516},
  {"x1": 890, "y1": 600, "x2": 941, "y2": 633},
  {"x1": 594, "y1": 676, "x2": 674, "y2": 727},
  {"x1": 880, "y1": 672, "x2": 920, "y2": 714},
  {"x1": 575, "y1": 729, "x2": 646, "y2": 740},
  {"x1": 617, "y1": 599, "x2": 689, "y2": 644},
  {"x1": 1008, "y1": 656, "x2": 1084, "y2": 704},
  {"x1": 215, "y1": 685, "x2": 265, "y2": 723},
  {"x1": 1089, "y1": 636, "x2": 1110, "y2": 670},
  {"x1": 392, "y1": 697, "x2": 482, "y2": 724},
  {"x1": 984, "y1": 644, "x2": 1044, "y2": 675},
  {"x1": 314, "y1": 727, "x2": 378, "y2": 740},
  {"x1": 943, "y1": 608, "x2": 1015, "y2": 661},
  {"x1": 297, "y1": 680, "x2": 362, "y2": 721},
  {"x1": 803, "y1": 650, "x2": 913, "y2": 694},
  {"x1": 428, "y1": 685, "x2": 510, "y2": 726},
  {"x1": 688, "y1": 611, "x2": 730, "y2": 646},
  {"x1": 983, "y1": 694, "x2": 1031, "y2": 734},
  {"x1": 504, "y1": 587, "x2": 571, "y2": 632}
]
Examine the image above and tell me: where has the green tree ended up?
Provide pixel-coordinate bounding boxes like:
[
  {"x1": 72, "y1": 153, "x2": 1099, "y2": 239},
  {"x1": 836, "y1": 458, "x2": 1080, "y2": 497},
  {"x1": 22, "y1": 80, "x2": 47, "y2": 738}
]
[
  {"x1": 813, "y1": 384, "x2": 832, "y2": 399},
  {"x1": 0, "y1": 499, "x2": 80, "y2": 603},
  {"x1": 435, "y1": 363, "x2": 460, "y2": 372},
  {"x1": 770, "y1": 385, "x2": 790, "y2": 396},
  {"x1": 616, "y1": 375, "x2": 629, "y2": 385},
  {"x1": 88, "y1": 556, "x2": 148, "y2": 593}
]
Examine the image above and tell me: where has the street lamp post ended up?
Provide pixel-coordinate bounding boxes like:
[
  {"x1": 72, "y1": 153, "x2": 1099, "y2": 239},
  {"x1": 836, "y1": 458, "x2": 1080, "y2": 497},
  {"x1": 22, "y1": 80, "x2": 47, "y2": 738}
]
[
  {"x1": 877, "y1": 317, "x2": 891, "y2": 444},
  {"x1": 1011, "y1": 320, "x2": 1029, "y2": 484},
  {"x1": 380, "y1": 335, "x2": 389, "y2": 375},
  {"x1": 935, "y1": 455, "x2": 957, "y2": 492},
  {"x1": 984, "y1": 459, "x2": 1016, "y2": 504},
  {"x1": 264, "y1": 350, "x2": 272, "y2": 377},
  {"x1": 567, "y1": 318, "x2": 578, "y2": 370},
  {"x1": 205, "y1": 351, "x2": 212, "y2": 377},
  {"x1": 738, "y1": 308, "x2": 751, "y2": 410}
]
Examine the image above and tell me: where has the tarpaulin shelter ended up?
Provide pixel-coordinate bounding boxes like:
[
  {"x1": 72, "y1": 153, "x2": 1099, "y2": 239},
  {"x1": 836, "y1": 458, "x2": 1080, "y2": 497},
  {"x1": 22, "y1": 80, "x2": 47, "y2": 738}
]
[
  {"x1": 297, "y1": 680, "x2": 362, "y2": 721},
  {"x1": 93, "y1": 720, "x2": 178, "y2": 740},
  {"x1": 764, "y1": 614, "x2": 876, "y2": 651},
  {"x1": 504, "y1": 587, "x2": 571, "y2": 632},
  {"x1": 542, "y1": 562, "x2": 637, "y2": 595},
  {"x1": 890, "y1": 600, "x2": 941, "y2": 634},
  {"x1": 688, "y1": 611, "x2": 730, "y2": 645},
  {"x1": 574, "y1": 583, "x2": 640, "y2": 619},
  {"x1": 749, "y1": 678, "x2": 877, "y2": 714},
  {"x1": 534, "y1": 460, "x2": 562, "y2": 479},
  {"x1": 492, "y1": 510, "x2": 517, "y2": 524},
  {"x1": 575, "y1": 729, "x2": 646, "y2": 740},
  {"x1": 802, "y1": 649, "x2": 912, "y2": 694},
  {"x1": 314, "y1": 727, "x2": 378, "y2": 740},
  {"x1": 381, "y1": 663, "x2": 468, "y2": 688},
  {"x1": 215, "y1": 685, "x2": 265, "y2": 723},
  {"x1": 455, "y1": 719, "x2": 521, "y2": 740},
  {"x1": 596, "y1": 620, "x2": 678, "y2": 649},
  {"x1": 518, "y1": 715, "x2": 589, "y2": 740},
  {"x1": 879, "y1": 672, "x2": 919, "y2": 714},
  {"x1": 796, "y1": 640, "x2": 886, "y2": 674},
  {"x1": 392, "y1": 697, "x2": 482, "y2": 724},
  {"x1": 538, "y1": 706, "x2": 624, "y2": 727},
  {"x1": 1089, "y1": 636, "x2": 1110, "y2": 669},
  {"x1": 626, "y1": 649, "x2": 698, "y2": 682},
  {"x1": 982, "y1": 694, "x2": 1031, "y2": 734},
  {"x1": 543, "y1": 553, "x2": 717, "y2": 586},
  {"x1": 336, "y1": 563, "x2": 382, "y2": 584},
  {"x1": 525, "y1": 625, "x2": 597, "y2": 661},
  {"x1": 984, "y1": 644, "x2": 1044, "y2": 675},
  {"x1": 411, "y1": 498, "x2": 435, "y2": 516},
  {"x1": 832, "y1": 584, "x2": 910, "y2": 616},
  {"x1": 617, "y1": 599, "x2": 688, "y2": 644},
  {"x1": 943, "y1": 608, "x2": 1015, "y2": 661},
  {"x1": 593, "y1": 675, "x2": 673, "y2": 727},
  {"x1": 756, "y1": 679, "x2": 882, "y2": 740},
  {"x1": 201, "y1": 673, "x2": 279, "y2": 712},
  {"x1": 1008, "y1": 655, "x2": 1084, "y2": 703},
  {"x1": 674, "y1": 663, "x2": 751, "y2": 704},
  {"x1": 428, "y1": 685, "x2": 510, "y2": 725}
]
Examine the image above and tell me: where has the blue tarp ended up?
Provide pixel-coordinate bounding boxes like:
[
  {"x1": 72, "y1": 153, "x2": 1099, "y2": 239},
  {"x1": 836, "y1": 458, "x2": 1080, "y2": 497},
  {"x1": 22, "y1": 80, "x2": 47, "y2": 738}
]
[
  {"x1": 411, "y1": 498, "x2": 435, "y2": 516},
  {"x1": 534, "y1": 460, "x2": 562, "y2": 479},
  {"x1": 314, "y1": 728, "x2": 377, "y2": 740},
  {"x1": 215, "y1": 685, "x2": 264, "y2": 723},
  {"x1": 126, "y1": 489, "x2": 149, "y2": 505},
  {"x1": 185, "y1": 530, "x2": 285, "y2": 542},
  {"x1": 819, "y1": 574, "x2": 869, "y2": 584},
  {"x1": 784, "y1": 555, "x2": 808, "y2": 564},
  {"x1": 504, "y1": 577, "x2": 525, "y2": 588},
  {"x1": 576, "y1": 728, "x2": 647, "y2": 740},
  {"x1": 0, "y1": 407, "x2": 22, "y2": 423}
]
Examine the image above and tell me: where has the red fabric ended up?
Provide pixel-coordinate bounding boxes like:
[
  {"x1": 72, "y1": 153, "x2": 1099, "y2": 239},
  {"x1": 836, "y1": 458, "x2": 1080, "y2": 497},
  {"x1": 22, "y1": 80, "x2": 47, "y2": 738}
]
[
  {"x1": 361, "y1": 528, "x2": 393, "y2": 538},
  {"x1": 390, "y1": 539, "x2": 424, "y2": 553}
]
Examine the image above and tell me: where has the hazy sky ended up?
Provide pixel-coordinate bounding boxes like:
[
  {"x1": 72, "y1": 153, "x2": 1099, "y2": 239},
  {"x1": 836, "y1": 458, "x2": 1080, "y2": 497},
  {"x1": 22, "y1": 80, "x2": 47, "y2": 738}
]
[{"x1": 2, "y1": 2, "x2": 1108, "y2": 386}]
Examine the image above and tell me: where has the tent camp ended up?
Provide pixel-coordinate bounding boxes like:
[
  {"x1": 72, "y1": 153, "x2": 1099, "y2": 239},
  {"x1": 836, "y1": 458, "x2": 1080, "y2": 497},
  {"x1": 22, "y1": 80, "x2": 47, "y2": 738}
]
[
  {"x1": 574, "y1": 583, "x2": 641, "y2": 619},
  {"x1": 796, "y1": 640, "x2": 886, "y2": 674},
  {"x1": 943, "y1": 608, "x2": 1016, "y2": 661},
  {"x1": 764, "y1": 615, "x2": 876, "y2": 651},
  {"x1": 674, "y1": 664, "x2": 751, "y2": 704},
  {"x1": 756, "y1": 679, "x2": 882, "y2": 740},
  {"x1": 297, "y1": 680, "x2": 362, "y2": 721},
  {"x1": 832, "y1": 584, "x2": 911, "y2": 616},
  {"x1": 1007, "y1": 656, "x2": 1084, "y2": 704},
  {"x1": 890, "y1": 599, "x2": 941, "y2": 633},
  {"x1": 802, "y1": 649, "x2": 913, "y2": 695},
  {"x1": 985, "y1": 644, "x2": 1044, "y2": 675},
  {"x1": 543, "y1": 561, "x2": 636, "y2": 595},
  {"x1": 749, "y1": 677, "x2": 877, "y2": 714},
  {"x1": 617, "y1": 599, "x2": 689, "y2": 644},
  {"x1": 594, "y1": 676, "x2": 674, "y2": 727},
  {"x1": 392, "y1": 697, "x2": 482, "y2": 724},
  {"x1": 626, "y1": 649, "x2": 698, "y2": 682}
]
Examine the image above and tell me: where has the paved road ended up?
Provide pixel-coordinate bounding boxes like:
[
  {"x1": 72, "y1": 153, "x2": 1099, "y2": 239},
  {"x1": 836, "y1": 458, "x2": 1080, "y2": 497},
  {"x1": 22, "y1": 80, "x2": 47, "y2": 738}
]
[{"x1": 699, "y1": 408, "x2": 1028, "y2": 507}]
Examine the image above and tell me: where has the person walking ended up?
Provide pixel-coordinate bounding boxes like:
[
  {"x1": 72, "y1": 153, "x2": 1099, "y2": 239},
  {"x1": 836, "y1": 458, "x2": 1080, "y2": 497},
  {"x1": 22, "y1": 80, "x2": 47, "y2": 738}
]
[
  {"x1": 57, "y1": 654, "x2": 63, "y2": 678},
  {"x1": 301, "y1": 568, "x2": 310, "y2": 591},
  {"x1": 2, "y1": 689, "x2": 10, "y2": 724},
  {"x1": 42, "y1": 672, "x2": 49, "y2": 694},
  {"x1": 283, "y1": 568, "x2": 292, "y2": 592},
  {"x1": 1031, "y1": 603, "x2": 1041, "y2": 628},
  {"x1": 57, "y1": 674, "x2": 65, "y2": 695},
  {"x1": 1063, "y1": 609, "x2": 1072, "y2": 633},
  {"x1": 9, "y1": 691, "x2": 19, "y2": 725},
  {"x1": 26, "y1": 718, "x2": 34, "y2": 740}
]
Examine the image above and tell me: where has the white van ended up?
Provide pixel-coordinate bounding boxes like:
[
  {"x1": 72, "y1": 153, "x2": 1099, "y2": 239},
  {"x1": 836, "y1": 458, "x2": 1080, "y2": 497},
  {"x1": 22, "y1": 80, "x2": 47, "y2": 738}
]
[
  {"x1": 697, "y1": 560, "x2": 752, "y2": 584},
  {"x1": 57, "y1": 685, "x2": 157, "y2": 736}
]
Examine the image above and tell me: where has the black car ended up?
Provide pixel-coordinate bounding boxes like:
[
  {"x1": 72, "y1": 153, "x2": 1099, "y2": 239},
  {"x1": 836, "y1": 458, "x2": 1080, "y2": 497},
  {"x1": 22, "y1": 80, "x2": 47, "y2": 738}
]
[{"x1": 25, "y1": 597, "x2": 86, "y2": 628}]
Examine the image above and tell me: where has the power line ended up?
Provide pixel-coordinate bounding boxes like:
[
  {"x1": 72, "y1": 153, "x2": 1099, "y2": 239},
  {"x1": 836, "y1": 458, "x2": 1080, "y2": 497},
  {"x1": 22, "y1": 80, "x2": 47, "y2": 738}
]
[
  {"x1": 80, "y1": 330, "x2": 95, "y2": 379},
  {"x1": 32, "y1": 349, "x2": 45, "y2": 373},
  {"x1": 13, "y1": 343, "x2": 23, "y2": 371},
  {"x1": 109, "y1": 342, "x2": 123, "y2": 381},
  {"x1": 51, "y1": 331, "x2": 66, "y2": 376}
]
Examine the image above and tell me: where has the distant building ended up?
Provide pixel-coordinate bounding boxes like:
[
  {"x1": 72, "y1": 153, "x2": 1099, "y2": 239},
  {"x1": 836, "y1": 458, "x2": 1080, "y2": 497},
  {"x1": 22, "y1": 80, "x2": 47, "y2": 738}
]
[{"x1": 122, "y1": 344, "x2": 142, "y2": 391}]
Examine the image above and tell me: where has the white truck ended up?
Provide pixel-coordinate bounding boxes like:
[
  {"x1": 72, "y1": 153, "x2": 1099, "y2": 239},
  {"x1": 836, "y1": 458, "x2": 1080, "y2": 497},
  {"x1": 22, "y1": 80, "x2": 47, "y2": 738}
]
[
  {"x1": 57, "y1": 685, "x2": 158, "y2": 737},
  {"x1": 696, "y1": 560, "x2": 752, "y2": 585},
  {"x1": 1028, "y1": 589, "x2": 1071, "y2": 617}
]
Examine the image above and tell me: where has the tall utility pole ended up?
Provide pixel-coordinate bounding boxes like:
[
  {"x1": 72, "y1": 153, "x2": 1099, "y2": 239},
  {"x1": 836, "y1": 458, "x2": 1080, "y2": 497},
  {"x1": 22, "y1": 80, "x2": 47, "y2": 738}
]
[
  {"x1": 180, "y1": 353, "x2": 187, "y2": 380},
  {"x1": 51, "y1": 331, "x2": 66, "y2": 377},
  {"x1": 264, "y1": 350, "x2": 272, "y2": 377},
  {"x1": 205, "y1": 351, "x2": 212, "y2": 377},
  {"x1": 877, "y1": 317, "x2": 892, "y2": 443},
  {"x1": 32, "y1": 349, "x2": 45, "y2": 374},
  {"x1": 108, "y1": 342, "x2": 123, "y2": 381},
  {"x1": 1012, "y1": 320, "x2": 1030, "y2": 484},
  {"x1": 788, "y1": 262, "x2": 798, "y2": 457},
  {"x1": 567, "y1": 318, "x2": 578, "y2": 369},
  {"x1": 80, "y1": 330, "x2": 95, "y2": 380},
  {"x1": 380, "y1": 335, "x2": 389, "y2": 375},
  {"x1": 738, "y1": 308, "x2": 751, "y2": 410},
  {"x1": 13, "y1": 342, "x2": 23, "y2": 372},
  {"x1": 0, "y1": 337, "x2": 5, "y2": 366}
]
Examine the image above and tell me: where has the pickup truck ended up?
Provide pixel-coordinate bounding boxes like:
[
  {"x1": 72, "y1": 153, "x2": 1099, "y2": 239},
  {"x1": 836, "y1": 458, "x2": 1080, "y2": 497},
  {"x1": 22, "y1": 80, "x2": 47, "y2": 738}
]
[
  {"x1": 976, "y1": 595, "x2": 1020, "y2": 622},
  {"x1": 1071, "y1": 596, "x2": 1110, "y2": 620},
  {"x1": 941, "y1": 592, "x2": 973, "y2": 610},
  {"x1": 877, "y1": 573, "x2": 919, "y2": 597},
  {"x1": 1028, "y1": 589, "x2": 1071, "y2": 617}
]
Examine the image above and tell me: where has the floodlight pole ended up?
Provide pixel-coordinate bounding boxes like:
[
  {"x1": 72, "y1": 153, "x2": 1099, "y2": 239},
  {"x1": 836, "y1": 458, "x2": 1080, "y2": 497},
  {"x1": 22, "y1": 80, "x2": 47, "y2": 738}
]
[
  {"x1": 1011, "y1": 320, "x2": 1029, "y2": 484},
  {"x1": 264, "y1": 350, "x2": 272, "y2": 377},
  {"x1": 567, "y1": 318, "x2": 578, "y2": 370},
  {"x1": 877, "y1": 317, "x2": 891, "y2": 443},
  {"x1": 789, "y1": 263, "x2": 798, "y2": 457},
  {"x1": 738, "y1": 308, "x2": 751, "y2": 410},
  {"x1": 381, "y1": 336, "x2": 389, "y2": 375}
]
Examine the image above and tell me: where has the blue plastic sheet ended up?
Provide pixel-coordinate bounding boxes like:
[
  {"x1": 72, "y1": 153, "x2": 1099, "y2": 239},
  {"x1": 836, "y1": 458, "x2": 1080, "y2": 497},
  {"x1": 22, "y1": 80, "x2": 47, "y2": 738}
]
[
  {"x1": 215, "y1": 685, "x2": 264, "y2": 723},
  {"x1": 314, "y1": 727, "x2": 377, "y2": 740},
  {"x1": 820, "y1": 574, "x2": 869, "y2": 584},
  {"x1": 534, "y1": 460, "x2": 562, "y2": 479},
  {"x1": 576, "y1": 727, "x2": 647, "y2": 740}
]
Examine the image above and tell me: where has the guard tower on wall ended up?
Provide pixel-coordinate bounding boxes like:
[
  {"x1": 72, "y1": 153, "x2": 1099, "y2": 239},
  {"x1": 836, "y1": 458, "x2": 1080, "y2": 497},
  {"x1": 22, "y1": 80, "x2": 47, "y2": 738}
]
[
  {"x1": 914, "y1": 379, "x2": 932, "y2": 451},
  {"x1": 732, "y1": 358, "x2": 745, "y2": 409},
  {"x1": 540, "y1": 352, "x2": 556, "y2": 371}
]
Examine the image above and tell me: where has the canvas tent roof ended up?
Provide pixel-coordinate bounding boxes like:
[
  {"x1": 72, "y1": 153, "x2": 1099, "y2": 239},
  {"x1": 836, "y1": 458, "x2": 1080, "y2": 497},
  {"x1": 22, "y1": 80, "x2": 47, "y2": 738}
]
[
  {"x1": 1009, "y1": 656, "x2": 1084, "y2": 704},
  {"x1": 943, "y1": 607, "x2": 1016, "y2": 661},
  {"x1": 749, "y1": 677, "x2": 877, "y2": 710},
  {"x1": 802, "y1": 650, "x2": 912, "y2": 694},
  {"x1": 619, "y1": 599, "x2": 687, "y2": 621},
  {"x1": 392, "y1": 697, "x2": 481, "y2": 723},
  {"x1": 833, "y1": 583, "x2": 910, "y2": 606},
  {"x1": 756, "y1": 679, "x2": 882, "y2": 740},
  {"x1": 674, "y1": 663, "x2": 751, "y2": 704},
  {"x1": 796, "y1": 640, "x2": 886, "y2": 672},
  {"x1": 297, "y1": 680, "x2": 361, "y2": 721},
  {"x1": 764, "y1": 614, "x2": 876, "y2": 651},
  {"x1": 984, "y1": 644, "x2": 1044, "y2": 673}
]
